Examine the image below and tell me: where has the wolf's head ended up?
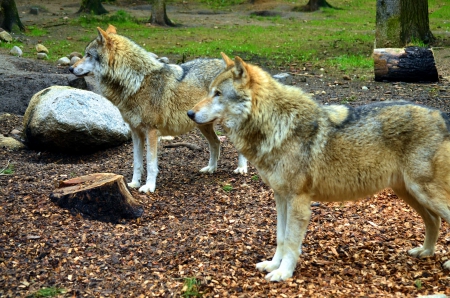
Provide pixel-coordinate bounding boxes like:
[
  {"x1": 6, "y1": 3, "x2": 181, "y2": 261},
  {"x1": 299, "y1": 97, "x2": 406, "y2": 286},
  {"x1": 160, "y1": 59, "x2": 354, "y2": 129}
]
[
  {"x1": 69, "y1": 25, "x2": 117, "y2": 77},
  {"x1": 187, "y1": 52, "x2": 258, "y2": 130}
]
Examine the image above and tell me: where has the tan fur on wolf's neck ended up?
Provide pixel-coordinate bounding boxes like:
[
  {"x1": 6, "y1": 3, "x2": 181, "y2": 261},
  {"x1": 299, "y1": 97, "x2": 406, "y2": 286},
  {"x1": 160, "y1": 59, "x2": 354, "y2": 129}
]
[{"x1": 224, "y1": 60, "x2": 323, "y2": 172}]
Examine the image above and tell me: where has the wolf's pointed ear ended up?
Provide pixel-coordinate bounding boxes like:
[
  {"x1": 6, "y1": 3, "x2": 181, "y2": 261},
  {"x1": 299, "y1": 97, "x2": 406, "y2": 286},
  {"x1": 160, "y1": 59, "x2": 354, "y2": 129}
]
[
  {"x1": 220, "y1": 52, "x2": 234, "y2": 68},
  {"x1": 97, "y1": 27, "x2": 109, "y2": 44},
  {"x1": 106, "y1": 24, "x2": 117, "y2": 34},
  {"x1": 232, "y1": 56, "x2": 249, "y2": 82}
]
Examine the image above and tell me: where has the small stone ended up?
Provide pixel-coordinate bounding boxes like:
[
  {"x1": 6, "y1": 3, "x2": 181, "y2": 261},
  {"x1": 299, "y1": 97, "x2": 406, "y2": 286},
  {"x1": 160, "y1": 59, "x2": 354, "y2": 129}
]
[
  {"x1": 29, "y1": 7, "x2": 39, "y2": 15},
  {"x1": 362, "y1": 86, "x2": 369, "y2": 90},
  {"x1": 37, "y1": 52, "x2": 48, "y2": 60},
  {"x1": 273, "y1": 73, "x2": 293, "y2": 85},
  {"x1": 0, "y1": 31, "x2": 13, "y2": 42},
  {"x1": 10, "y1": 46, "x2": 22, "y2": 57},
  {"x1": 69, "y1": 52, "x2": 83, "y2": 59},
  {"x1": 57, "y1": 57, "x2": 71, "y2": 66},
  {"x1": 35, "y1": 43, "x2": 49, "y2": 54},
  {"x1": 343, "y1": 75, "x2": 351, "y2": 81},
  {"x1": 70, "y1": 56, "x2": 80, "y2": 65}
]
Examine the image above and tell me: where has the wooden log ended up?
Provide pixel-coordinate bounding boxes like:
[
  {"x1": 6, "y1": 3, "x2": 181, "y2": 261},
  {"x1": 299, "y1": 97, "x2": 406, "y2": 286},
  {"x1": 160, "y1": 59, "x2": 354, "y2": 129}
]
[
  {"x1": 50, "y1": 173, "x2": 144, "y2": 223},
  {"x1": 373, "y1": 46, "x2": 439, "y2": 82}
]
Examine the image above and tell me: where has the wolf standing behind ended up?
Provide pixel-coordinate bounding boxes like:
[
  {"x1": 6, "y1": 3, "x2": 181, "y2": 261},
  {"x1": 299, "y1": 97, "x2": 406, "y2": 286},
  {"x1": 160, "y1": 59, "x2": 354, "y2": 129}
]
[
  {"x1": 69, "y1": 26, "x2": 247, "y2": 193},
  {"x1": 188, "y1": 53, "x2": 450, "y2": 281}
]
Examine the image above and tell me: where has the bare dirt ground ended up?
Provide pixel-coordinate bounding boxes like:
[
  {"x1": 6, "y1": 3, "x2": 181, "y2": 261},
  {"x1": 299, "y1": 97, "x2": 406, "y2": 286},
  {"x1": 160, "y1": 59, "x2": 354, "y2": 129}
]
[{"x1": 1, "y1": 1, "x2": 450, "y2": 297}]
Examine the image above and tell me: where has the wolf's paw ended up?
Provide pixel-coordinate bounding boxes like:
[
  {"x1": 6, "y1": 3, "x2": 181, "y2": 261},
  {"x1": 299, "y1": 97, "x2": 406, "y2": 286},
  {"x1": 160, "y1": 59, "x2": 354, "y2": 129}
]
[
  {"x1": 256, "y1": 261, "x2": 280, "y2": 273},
  {"x1": 443, "y1": 260, "x2": 450, "y2": 270},
  {"x1": 200, "y1": 166, "x2": 217, "y2": 173},
  {"x1": 139, "y1": 183, "x2": 156, "y2": 194},
  {"x1": 233, "y1": 166, "x2": 248, "y2": 175},
  {"x1": 264, "y1": 268, "x2": 293, "y2": 282},
  {"x1": 408, "y1": 246, "x2": 435, "y2": 258},
  {"x1": 128, "y1": 181, "x2": 140, "y2": 188}
]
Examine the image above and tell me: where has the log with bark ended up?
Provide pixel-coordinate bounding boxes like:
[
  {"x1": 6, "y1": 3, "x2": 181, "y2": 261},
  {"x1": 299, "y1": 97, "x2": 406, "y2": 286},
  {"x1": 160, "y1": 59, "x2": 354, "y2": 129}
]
[
  {"x1": 50, "y1": 173, "x2": 144, "y2": 223},
  {"x1": 373, "y1": 46, "x2": 439, "y2": 82}
]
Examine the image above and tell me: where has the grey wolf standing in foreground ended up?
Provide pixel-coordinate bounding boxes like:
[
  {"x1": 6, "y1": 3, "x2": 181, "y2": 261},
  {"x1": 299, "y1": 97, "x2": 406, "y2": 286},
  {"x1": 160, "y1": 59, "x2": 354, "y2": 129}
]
[
  {"x1": 188, "y1": 52, "x2": 450, "y2": 281},
  {"x1": 69, "y1": 27, "x2": 247, "y2": 193}
]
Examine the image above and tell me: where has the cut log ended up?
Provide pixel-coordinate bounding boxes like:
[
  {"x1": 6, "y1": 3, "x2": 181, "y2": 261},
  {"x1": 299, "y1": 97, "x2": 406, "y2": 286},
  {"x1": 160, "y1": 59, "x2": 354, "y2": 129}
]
[
  {"x1": 373, "y1": 47, "x2": 439, "y2": 82},
  {"x1": 50, "y1": 173, "x2": 144, "y2": 223}
]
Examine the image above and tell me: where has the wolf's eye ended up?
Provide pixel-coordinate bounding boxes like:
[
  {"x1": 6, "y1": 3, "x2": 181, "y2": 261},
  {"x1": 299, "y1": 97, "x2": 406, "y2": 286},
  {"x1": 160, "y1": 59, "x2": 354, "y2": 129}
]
[
  {"x1": 86, "y1": 53, "x2": 91, "y2": 58},
  {"x1": 214, "y1": 90, "x2": 221, "y2": 97}
]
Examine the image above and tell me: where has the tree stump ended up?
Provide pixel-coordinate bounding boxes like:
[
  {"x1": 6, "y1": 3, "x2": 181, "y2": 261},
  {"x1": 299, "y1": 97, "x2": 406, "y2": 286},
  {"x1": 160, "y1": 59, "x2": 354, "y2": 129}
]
[
  {"x1": 373, "y1": 47, "x2": 439, "y2": 82},
  {"x1": 50, "y1": 173, "x2": 144, "y2": 223}
]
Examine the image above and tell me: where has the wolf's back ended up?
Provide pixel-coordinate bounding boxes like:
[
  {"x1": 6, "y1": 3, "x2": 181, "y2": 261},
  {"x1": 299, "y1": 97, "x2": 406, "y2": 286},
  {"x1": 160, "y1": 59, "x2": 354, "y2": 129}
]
[{"x1": 180, "y1": 59, "x2": 225, "y2": 88}]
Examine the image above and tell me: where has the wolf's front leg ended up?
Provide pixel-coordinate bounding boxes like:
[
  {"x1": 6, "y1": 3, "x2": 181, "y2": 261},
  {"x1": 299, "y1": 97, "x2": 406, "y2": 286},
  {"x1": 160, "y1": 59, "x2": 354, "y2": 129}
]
[
  {"x1": 256, "y1": 194, "x2": 287, "y2": 273},
  {"x1": 233, "y1": 153, "x2": 248, "y2": 174},
  {"x1": 139, "y1": 129, "x2": 159, "y2": 193},
  {"x1": 198, "y1": 124, "x2": 220, "y2": 173},
  {"x1": 263, "y1": 194, "x2": 311, "y2": 282},
  {"x1": 128, "y1": 129, "x2": 144, "y2": 188}
]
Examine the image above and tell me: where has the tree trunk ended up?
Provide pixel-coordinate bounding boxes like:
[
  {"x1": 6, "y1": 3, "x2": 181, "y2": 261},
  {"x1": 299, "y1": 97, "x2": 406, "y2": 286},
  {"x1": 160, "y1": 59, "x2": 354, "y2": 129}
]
[
  {"x1": 294, "y1": 0, "x2": 334, "y2": 12},
  {"x1": 0, "y1": 0, "x2": 25, "y2": 32},
  {"x1": 373, "y1": 47, "x2": 438, "y2": 82},
  {"x1": 78, "y1": 0, "x2": 108, "y2": 15},
  {"x1": 50, "y1": 173, "x2": 144, "y2": 223},
  {"x1": 375, "y1": 0, "x2": 434, "y2": 48},
  {"x1": 150, "y1": 0, "x2": 175, "y2": 27}
]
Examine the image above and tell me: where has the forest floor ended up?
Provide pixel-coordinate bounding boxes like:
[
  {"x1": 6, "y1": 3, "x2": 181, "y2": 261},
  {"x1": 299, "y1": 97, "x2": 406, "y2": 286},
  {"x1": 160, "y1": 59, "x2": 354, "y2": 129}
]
[{"x1": 1, "y1": 0, "x2": 450, "y2": 297}]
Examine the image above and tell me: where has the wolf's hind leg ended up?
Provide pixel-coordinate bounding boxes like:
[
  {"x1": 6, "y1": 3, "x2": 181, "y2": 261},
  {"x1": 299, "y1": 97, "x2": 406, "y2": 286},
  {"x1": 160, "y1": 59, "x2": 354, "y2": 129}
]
[
  {"x1": 233, "y1": 153, "x2": 248, "y2": 174},
  {"x1": 128, "y1": 129, "x2": 145, "y2": 188},
  {"x1": 394, "y1": 187, "x2": 441, "y2": 258},
  {"x1": 198, "y1": 124, "x2": 220, "y2": 173},
  {"x1": 139, "y1": 129, "x2": 159, "y2": 193},
  {"x1": 257, "y1": 194, "x2": 287, "y2": 273}
]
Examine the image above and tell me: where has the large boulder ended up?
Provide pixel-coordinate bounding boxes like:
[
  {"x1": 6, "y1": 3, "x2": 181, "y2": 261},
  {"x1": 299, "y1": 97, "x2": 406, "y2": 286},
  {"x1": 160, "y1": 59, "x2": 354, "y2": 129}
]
[{"x1": 23, "y1": 86, "x2": 130, "y2": 153}]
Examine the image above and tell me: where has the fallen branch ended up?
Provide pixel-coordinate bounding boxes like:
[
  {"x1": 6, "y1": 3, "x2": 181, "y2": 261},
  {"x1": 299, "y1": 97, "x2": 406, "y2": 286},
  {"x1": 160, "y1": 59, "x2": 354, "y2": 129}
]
[
  {"x1": 163, "y1": 142, "x2": 202, "y2": 151},
  {"x1": 0, "y1": 160, "x2": 12, "y2": 175}
]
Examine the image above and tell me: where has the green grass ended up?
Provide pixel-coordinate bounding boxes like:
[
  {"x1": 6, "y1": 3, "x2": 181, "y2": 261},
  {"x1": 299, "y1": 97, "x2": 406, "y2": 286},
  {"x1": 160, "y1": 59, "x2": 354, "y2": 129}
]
[
  {"x1": 222, "y1": 184, "x2": 233, "y2": 192},
  {"x1": 27, "y1": 287, "x2": 67, "y2": 298},
  {"x1": 181, "y1": 277, "x2": 202, "y2": 297},
  {"x1": 199, "y1": 0, "x2": 245, "y2": 10},
  {"x1": 27, "y1": 26, "x2": 48, "y2": 37},
  {"x1": 0, "y1": 162, "x2": 14, "y2": 175},
  {"x1": 0, "y1": 0, "x2": 448, "y2": 73}
]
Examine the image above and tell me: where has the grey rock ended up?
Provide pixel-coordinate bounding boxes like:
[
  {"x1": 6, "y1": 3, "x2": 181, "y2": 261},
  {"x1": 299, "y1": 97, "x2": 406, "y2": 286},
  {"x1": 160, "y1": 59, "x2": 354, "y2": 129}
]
[
  {"x1": 30, "y1": 7, "x2": 39, "y2": 15},
  {"x1": 0, "y1": 134, "x2": 25, "y2": 150},
  {"x1": 0, "y1": 31, "x2": 13, "y2": 42},
  {"x1": 58, "y1": 57, "x2": 71, "y2": 66},
  {"x1": 10, "y1": 46, "x2": 22, "y2": 57},
  {"x1": 36, "y1": 43, "x2": 49, "y2": 54},
  {"x1": 70, "y1": 56, "x2": 80, "y2": 65},
  {"x1": 69, "y1": 52, "x2": 83, "y2": 59},
  {"x1": 23, "y1": 86, "x2": 131, "y2": 153},
  {"x1": 37, "y1": 53, "x2": 48, "y2": 60},
  {"x1": 273, "y1": 73, "x2": 293, "y2": 85}
]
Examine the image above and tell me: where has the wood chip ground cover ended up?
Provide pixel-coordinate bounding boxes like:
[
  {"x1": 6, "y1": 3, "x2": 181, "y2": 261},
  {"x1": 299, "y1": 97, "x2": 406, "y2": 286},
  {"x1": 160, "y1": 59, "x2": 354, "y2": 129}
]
[
  {"x1": 1, "y1": 116, "x2": 450, "y2": 297},
  {"x1": 2, "y1": 48, "x2": 450, "y2": 297}
]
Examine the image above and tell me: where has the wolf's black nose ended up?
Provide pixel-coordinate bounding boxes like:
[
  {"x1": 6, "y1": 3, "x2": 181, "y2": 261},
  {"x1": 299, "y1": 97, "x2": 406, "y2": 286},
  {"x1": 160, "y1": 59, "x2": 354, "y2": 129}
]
[
  {"x1": 187, "y1": 110, "x2": 195, "y2": 120},
  {"x1": 69, "y1": 66, "x2": 74, "y2": 73}
]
